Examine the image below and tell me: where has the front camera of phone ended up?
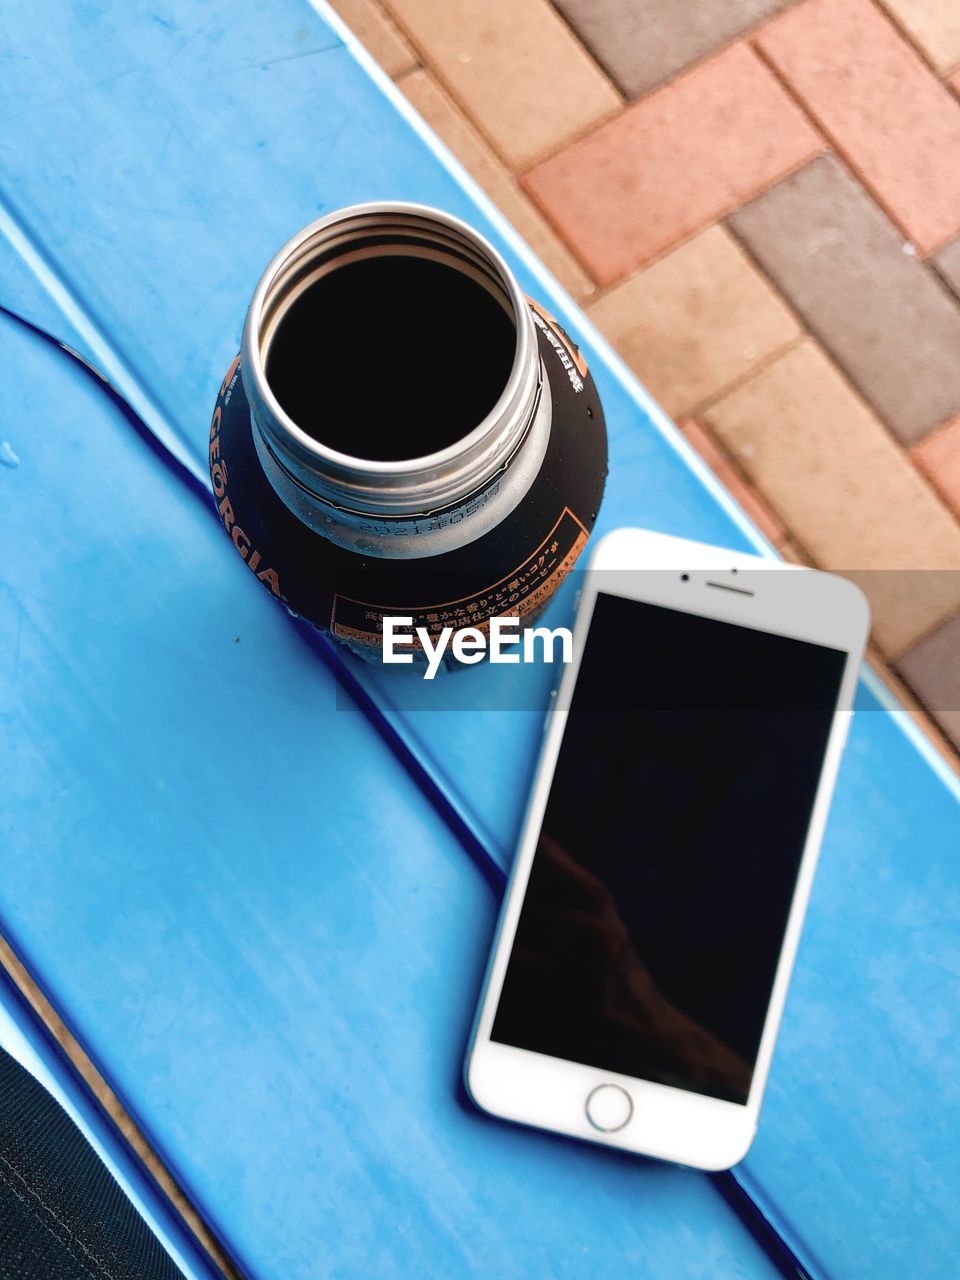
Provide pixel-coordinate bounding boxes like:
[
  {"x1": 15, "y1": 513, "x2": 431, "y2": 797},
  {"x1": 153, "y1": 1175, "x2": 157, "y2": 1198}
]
[{"x1": 681, "y1": 573, "x2": 690, "y2": 582}]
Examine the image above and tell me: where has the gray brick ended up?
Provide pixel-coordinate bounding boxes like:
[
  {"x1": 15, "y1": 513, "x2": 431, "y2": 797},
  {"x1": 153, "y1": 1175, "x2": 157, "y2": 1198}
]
[
  {"x1": 729, "y1": 155, "x2": 960, "y2": 445},
  {"x1": 896, "y1": 612, "x2": 960, "y2": 752},
  {"x1": 552, "y1": 0, "x2": 788, "y2": 99},
  {"x1": 935, "y1": 238, "x2": 960, "y2": 300}
]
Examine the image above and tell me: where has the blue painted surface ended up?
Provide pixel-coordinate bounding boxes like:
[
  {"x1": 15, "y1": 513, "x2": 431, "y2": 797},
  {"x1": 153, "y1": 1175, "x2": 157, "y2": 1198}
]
[
  {"x1": 1, "y1": 2, "x2": 958, "y2": 1276},
  {"x1": 0, "y1": 314, "x2": 781, "y2": 1277},
  {"x1": 742, "y1": 685, "x2": 960, "y2": 1278},
  {"x1": 0, "y1": 969, "x2": 219, "y2": 1280}
]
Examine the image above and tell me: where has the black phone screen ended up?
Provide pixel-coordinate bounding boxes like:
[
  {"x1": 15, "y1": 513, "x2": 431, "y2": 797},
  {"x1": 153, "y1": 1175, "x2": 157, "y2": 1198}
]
[{"x1": 491, "y1": 590, "x2": 848, "y2": 1104}]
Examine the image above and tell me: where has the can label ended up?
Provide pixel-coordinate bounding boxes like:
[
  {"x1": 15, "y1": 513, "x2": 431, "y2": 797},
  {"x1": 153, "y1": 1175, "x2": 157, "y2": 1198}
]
[
  {"x1": 211, "y1": 313, "x2": 607, "y2": 662},
  {"x1": 330, "y1": 507, "x2": 588, "y2": 651},
  {"x1": 527, "y1": 298, "x2": 588, "y2": 392},
  {"x1": 210, "y1": 355, "x2": 287, "y2": 600}
]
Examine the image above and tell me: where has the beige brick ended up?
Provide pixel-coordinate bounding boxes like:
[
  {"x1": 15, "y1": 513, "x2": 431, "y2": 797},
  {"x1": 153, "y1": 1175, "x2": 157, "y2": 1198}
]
[
  {"x1": 382, "y1": 0, "x2": 621, "y2": 169},
  {"x1": 879, "y1": 0, "x2": 960, "y2": 74},
  {"x1": 586, "y1": 226, "x2": 801, "y2": 417},
  {"x1": 704, "y1": 340, "x2": 960, "y2": 656},
  {"x1": 679, "y1": 418, "x2": 788, "y2": 545},
  {"x1": 778, "y1": 537, "x2": 811, "y2": 564},
  {"x1": 329, "y1": 0, "x2": 417, "y2": 77},
  {"x1": 398, "y1": 70, "x2": 595, "y2": 300}
]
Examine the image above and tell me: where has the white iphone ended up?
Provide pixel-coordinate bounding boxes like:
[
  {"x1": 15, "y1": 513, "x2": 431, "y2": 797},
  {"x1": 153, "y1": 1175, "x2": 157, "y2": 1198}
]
[{"x1": 465, "y1": 527, "x2": 870, "y2": 1170}]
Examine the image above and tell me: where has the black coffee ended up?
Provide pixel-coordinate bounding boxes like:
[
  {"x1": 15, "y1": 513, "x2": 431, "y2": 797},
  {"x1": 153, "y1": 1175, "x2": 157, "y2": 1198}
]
[{"x1": 265, "y1": 254, "x2": 516, "y2": 461}]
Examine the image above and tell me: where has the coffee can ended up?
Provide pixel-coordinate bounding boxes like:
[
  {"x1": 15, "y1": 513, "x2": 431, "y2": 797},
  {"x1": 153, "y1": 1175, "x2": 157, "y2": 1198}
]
[{"x1": 209, "y1": 202, "x2": 607, "y2": 659}]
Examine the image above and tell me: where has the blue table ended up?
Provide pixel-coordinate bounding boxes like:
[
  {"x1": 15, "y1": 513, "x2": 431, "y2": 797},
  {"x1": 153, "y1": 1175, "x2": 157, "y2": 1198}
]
[
  {"x1": 0, "y1": 966, "x2": 217, "y2": 1280},
  {"x1": 2, "y1": 3, "x2": 958, "y2": 1277}
]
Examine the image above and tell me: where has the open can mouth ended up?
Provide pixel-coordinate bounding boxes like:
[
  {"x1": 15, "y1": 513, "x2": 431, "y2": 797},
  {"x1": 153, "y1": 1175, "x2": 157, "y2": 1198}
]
[{"x1": 241, "y1": 202, "x2": 549, "y2": 531}]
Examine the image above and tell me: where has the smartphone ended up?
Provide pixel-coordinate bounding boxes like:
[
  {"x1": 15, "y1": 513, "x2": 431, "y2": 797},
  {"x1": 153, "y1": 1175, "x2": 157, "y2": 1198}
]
[{"x1": 465, "y1": 528, "x2": 870, "y2": 1170}]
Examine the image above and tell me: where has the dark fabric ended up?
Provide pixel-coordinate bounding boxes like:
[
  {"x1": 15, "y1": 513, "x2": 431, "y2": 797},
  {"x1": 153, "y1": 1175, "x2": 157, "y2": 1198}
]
[{"x1": 0, "y1": 1045, "x2": 185, "y2": 1280}]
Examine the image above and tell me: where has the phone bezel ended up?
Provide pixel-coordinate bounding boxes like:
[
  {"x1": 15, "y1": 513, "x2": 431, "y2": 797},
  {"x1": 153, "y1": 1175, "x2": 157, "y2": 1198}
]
[{"x1": 465, "y1": 527, "x2": 870, "y2": 1171}]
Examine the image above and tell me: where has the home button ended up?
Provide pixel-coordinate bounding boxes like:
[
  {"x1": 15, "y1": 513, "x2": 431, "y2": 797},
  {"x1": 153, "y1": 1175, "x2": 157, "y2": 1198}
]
[{"x1": 585, "y1": 1083, "x2": 633, "y2": 1132}]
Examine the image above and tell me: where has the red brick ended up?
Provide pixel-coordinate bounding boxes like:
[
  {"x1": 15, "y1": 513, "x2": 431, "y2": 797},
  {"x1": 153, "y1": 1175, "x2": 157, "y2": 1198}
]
[
  {"x1": 522, "y1": 43, "x2": 822, "y2": 285},
  {"x1": 757, "y1": 0, "x2": 960, "y2": 254},
  {"x1": 912, "y1": 416, "x2": 960, "y2": 514}
]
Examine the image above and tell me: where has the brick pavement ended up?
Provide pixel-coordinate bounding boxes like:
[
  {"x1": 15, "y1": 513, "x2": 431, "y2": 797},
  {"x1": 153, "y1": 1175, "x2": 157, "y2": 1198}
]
[{"x1": 333, "y1": 0, "x2": 960, "y2": 761}]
